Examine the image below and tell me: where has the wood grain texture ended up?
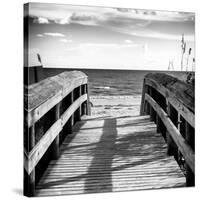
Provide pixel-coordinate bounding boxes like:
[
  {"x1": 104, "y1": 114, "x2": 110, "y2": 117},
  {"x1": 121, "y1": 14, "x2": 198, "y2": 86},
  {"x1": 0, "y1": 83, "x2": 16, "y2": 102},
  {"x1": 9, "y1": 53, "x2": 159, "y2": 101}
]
[
  {"x1": 144, "y1": 73, "x2": 194, "y2": 127},
  {"x1": 25, "y1": 94, "x2": 88, "y2": 175},
  {"x1": 145, "y1": 93, "x2": 194, "y2": 173},
  {"x1": 36, "y1": 115, "x2": 185, "y2": 196},
  {"x1": 25, "y1": 71, "x2": 88, "y2": 127}
]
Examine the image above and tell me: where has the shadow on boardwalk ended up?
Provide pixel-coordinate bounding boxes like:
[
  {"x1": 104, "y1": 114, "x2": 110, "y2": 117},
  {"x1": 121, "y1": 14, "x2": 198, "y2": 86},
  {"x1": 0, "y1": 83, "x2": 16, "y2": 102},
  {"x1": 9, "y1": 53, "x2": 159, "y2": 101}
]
[
  {"x1": 84, "y1": 118, "x2": 117, "y2": 193},
  {"x1": 36, "y1": 115, "x2": 185, "y2": 194}
]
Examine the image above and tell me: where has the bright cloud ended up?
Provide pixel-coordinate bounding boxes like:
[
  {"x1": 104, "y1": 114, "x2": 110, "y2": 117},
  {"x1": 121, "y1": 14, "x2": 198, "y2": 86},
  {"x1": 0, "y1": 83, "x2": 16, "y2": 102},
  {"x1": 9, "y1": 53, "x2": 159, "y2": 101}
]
[
  {"x1": 59, "y1": 39, "x2": 72, "y2": 43},
  {"x1": 33, "y1": 17, "x2": 49, "y2": 24},
  {"x1": 36, "y1": 34, "x2": 44, "y2": 37},
  {"x1": 44, "y1": 32, "x2": 65, "y2": 37},
  {"x1": 124, "y1": 40, "x2": 133, "y2": 43}
]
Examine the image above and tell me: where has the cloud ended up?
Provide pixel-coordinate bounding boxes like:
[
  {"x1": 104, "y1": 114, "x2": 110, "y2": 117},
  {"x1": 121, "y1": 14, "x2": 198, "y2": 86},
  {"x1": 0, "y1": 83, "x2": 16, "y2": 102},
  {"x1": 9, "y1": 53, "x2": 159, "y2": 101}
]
[
  {"x1": 30, "y1": 4, "x2": 194, "y2": 42},
  {"x1": 36, "y1": 34, "x2": 44, "y2": 37},
  {"x1": 55, "y1": 12, "x2": 101, "y2": 26},
  {"x1": 59, "y1": 39, "x2": 72, "y2": 43},
  {"x1": 55, "y1": 13, "x2": 72, "y2": 24},
  {"x1": 116, "y1": 8, "x2": 132, "y2": 12},
  {"x1": 33, "y1": 17, "x2": 49, "y2": 24},
  {"x1": 44, "y1": 32, "x2": 65, "y2": 37},
  {"x1": 124, "y1": 40, "x2": 133, "y2": 43}
]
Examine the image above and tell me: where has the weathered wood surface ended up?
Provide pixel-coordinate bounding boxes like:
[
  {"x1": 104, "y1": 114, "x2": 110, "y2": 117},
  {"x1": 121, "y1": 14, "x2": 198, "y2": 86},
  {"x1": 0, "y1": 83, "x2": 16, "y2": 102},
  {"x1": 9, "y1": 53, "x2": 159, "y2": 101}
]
[
  {"x1": 24, "y1": 71, "x2": 88, "y2": 127},
  {"x1": 145, "y1": 93, "x2": 194, "y2": 173},
  {"x1": 36, "y1": 115, "x2": 185, "y2": 196},
  {"x1": 24, "y1": 94, "x2": 88, "y2": 175},
  {"x1": 142, "y1": 73, "x2": 194, "y2": 127}
]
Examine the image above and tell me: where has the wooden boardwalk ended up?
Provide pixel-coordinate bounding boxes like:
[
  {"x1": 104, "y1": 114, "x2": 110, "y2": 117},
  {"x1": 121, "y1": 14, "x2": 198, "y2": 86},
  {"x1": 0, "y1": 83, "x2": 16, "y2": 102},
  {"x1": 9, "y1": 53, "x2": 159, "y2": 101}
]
[{"x1": 36, "y1": 115, "x2": 185, "y2": 196}]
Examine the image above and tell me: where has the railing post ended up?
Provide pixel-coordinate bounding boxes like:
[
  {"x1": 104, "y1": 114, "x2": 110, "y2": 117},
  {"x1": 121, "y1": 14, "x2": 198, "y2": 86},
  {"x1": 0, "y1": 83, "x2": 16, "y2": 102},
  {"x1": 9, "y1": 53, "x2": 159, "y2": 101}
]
[
  {"x1": 149, "y1": 87, "x2": 156, "y2": 122},
  {"x1": 166, "y1": 103, "x2": 178, "y2": 157},
  {"x1": 145, "y1": 92, "x2": 150, "y2": 115},
  {"x1": 185, "y1": 122, "x2": 195, "y2": 186},
  {"x1": 86, "y1": 84, "x2": 91, "y2": 115},
  {"x1": 77, "y1": 86, "x2": 81, "y2": 121},
  {"x1": 74, "y1": 87, "x2": 81, "y2": 122},
  {"x1": 156, "y1": 115, "x2": 161, "y2": 133},
  {"x1": 51, "y1": 102, "x2": 60, "y2": 159},
  {"x1": 24, "y1": 125, "x2": 35, "y2": 196},
  {"x1": 82, "y1": 84, "x2": 87, "y2": 115},
  {"x1": 140, "y1": 80, "x2": 146, "y2": 115},
  {"x1": 67, "y1": 91, "x2": 74, "y2": 134},
  {"x1": 80, "y1": 85, "x2": 84, "y2": 116}
]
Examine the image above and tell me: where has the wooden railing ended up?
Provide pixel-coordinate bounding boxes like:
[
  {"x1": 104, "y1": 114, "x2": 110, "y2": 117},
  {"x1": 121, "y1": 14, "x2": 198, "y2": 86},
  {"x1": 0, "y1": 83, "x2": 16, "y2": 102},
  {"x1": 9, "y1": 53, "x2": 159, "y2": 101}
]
[
  {"x1": 140, "y1": 73, "x2": 195, "y2": 187},
  {"x1": 24, "y1": 71, "x2": 90, "y2": 196}
]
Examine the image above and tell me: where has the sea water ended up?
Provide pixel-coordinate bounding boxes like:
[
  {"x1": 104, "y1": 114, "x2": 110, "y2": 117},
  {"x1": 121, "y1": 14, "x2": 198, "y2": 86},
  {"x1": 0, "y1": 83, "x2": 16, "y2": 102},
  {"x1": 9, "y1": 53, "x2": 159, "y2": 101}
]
[{"x1": 43, "y1": 68, "x2": 187, "y2": 96}]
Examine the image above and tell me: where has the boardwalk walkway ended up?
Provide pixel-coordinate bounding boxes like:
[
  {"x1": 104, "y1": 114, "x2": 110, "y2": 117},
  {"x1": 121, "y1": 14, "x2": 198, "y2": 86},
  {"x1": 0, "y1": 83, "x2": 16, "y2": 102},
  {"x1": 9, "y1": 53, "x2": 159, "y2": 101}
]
[{"x1": 36, "y1": 115, "x2": 185, "y2": 196}]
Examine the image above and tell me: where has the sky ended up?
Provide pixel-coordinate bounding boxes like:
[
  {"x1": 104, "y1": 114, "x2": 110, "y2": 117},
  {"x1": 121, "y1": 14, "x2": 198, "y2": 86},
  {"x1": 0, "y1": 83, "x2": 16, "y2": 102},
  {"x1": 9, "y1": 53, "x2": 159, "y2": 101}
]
[{"x1": 25, "y1": 3, "x2": 195, "y2": 71}]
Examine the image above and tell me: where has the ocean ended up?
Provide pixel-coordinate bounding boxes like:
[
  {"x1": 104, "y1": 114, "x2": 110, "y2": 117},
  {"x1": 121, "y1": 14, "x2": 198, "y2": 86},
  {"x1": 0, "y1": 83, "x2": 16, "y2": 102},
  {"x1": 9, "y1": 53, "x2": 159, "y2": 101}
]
[{"x1": 42, "y1": 68, "x2": 188, "y2": 96}]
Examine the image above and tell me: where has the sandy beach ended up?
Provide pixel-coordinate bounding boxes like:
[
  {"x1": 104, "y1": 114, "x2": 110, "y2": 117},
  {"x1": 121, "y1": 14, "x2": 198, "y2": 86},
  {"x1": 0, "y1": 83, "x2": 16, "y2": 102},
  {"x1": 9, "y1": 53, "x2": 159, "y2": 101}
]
[{"x1": 90, "y1": 95, "x2": 141, "y2": 117}]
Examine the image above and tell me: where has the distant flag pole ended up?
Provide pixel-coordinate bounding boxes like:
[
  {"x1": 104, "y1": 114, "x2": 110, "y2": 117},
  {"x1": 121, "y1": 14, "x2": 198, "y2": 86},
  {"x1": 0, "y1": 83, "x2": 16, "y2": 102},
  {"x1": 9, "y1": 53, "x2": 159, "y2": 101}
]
[{"x1": 181, "y1": 34, "x2": 186, "y2": 71}]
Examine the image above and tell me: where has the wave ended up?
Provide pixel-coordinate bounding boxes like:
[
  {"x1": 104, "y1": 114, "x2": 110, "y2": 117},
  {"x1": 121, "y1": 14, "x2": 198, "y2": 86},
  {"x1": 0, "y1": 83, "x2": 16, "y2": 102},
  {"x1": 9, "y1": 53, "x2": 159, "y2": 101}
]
[{"x1": 93, "y1": 86, "x2": 111, "y2": 90}]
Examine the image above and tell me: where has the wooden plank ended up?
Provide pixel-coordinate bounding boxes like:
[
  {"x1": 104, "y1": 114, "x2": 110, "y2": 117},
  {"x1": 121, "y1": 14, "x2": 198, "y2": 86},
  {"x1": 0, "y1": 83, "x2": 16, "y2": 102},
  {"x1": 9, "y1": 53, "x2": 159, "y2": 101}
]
[
  {"x1": 145, "y1": 93, "x2": 194, "y2": 173},
  {"x1": 36, "y1": 115, "x2": 185, "y2": 196}
]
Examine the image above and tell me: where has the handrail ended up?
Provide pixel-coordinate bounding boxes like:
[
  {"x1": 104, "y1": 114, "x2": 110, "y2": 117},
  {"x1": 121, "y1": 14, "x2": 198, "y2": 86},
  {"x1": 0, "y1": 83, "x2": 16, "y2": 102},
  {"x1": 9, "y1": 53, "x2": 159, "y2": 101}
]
[
  {"x1": 145, "y1": 93, "x2": 194, "y2": 172},
  {"x1": 25, "y1": 70, "x2": 88, "y2": 127},
  {"x1": 140, "y1": 73, "x2": 194, "y2": 127},
  {"x1": 140, "y1": 73, "x2": 195, "y2": 186},
  {"x1": 24, "y1": 94, "x2": 88, "y2": 174},
  {"x1": 24, "y1": 71, "x2": 90, "y2": 196}
]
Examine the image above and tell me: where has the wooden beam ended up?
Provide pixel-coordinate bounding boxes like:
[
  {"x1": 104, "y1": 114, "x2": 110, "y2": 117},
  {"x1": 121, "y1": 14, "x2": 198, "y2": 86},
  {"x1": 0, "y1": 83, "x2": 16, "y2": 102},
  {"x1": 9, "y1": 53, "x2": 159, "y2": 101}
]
[{"x1": 145, "y1": 93, "x2": 194, "y2": 173}]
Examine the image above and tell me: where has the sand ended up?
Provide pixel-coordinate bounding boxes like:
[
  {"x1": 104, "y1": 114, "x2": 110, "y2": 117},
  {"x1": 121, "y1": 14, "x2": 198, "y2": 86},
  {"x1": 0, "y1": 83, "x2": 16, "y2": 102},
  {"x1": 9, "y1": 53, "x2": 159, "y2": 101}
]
[{"x1": 90, "y1": 95, "x2": 141, "y2": 117}]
